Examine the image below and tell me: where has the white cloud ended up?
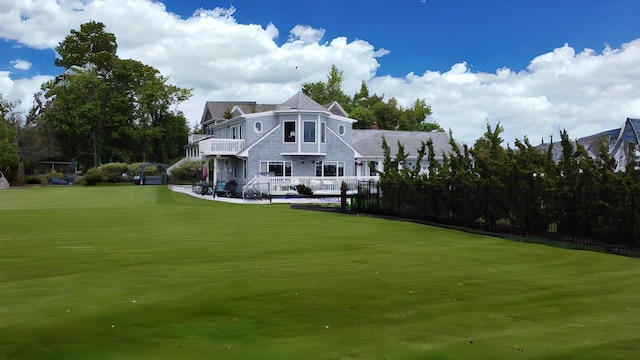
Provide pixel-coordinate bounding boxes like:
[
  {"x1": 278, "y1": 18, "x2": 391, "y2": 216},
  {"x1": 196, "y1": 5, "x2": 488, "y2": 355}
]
[
  {"x1": 288, "y1": 25, "x2": 325, "y2": 44},
  {"x1": 0, "y1": 0, "x2": 639, "y2": 146},
  {"x1": 10, "y1": 59, "x2": 32, "y2": 71},
  {"x1": 367, "y1": 40, "x2": 640, "y2": 144},
  {"x1": 0, "y1": 71, "x2": 53, "y2": 110}
]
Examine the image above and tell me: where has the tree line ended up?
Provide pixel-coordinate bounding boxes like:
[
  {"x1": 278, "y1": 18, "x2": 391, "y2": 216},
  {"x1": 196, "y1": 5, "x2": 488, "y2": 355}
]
[
  {"x1": 0, "y1": 21, "x2": 192, "y2": 185},
  {"x1": 357, "y1": 123, "x2": 640, "y2": 250},
  {"x1": 303, "y1": 65, "x2": 443, "y2": 132},
  {"x1": 377, "y1": 122, "x2": 640, "y2": 194}
]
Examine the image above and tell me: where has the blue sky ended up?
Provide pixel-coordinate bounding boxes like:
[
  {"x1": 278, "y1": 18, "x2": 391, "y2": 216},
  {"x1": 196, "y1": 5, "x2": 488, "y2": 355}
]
[{"x1": 1, "y1": 0, "x2": 639, "y2": 144}]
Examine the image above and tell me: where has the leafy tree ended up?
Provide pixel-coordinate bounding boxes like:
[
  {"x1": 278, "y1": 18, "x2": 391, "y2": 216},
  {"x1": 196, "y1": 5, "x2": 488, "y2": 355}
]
[
  {"x1": 0, "y1": 95, "x2": 18, "y2": 168},
  {"x1": 302, "y1": 65, "x2": 351, "y2": 107},
  {"x1": 0, "y1": 94, "x2": 58, "y2": 185},
  {"x1": 471, "y1": 122, "x2": 508, "y2": 188},
  {"x1": 40, "y1": 22, "x2": 192, "y2": 168},
  {"x1": 55, "y1": 20, "x2": 117, "y2": 71},
  {"x1": 303, "y1": 66, "x2": 441, "y2": 132}
]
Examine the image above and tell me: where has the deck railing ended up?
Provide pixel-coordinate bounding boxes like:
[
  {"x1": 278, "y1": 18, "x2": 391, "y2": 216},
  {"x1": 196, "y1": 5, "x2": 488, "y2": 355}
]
[
  {"x1": 198, "y1": 139, "x2": 245, "y2": 156},
  {"x1": 243, "y1": 176, "x2": 379, "y2": 197}
]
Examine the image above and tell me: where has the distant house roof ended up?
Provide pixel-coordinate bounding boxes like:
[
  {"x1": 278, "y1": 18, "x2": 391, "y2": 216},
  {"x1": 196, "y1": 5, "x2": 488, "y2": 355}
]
[
  {"x1": 537, "y1": 118, "x2": 640, "y2": 163},
  {"x1": 351, "y1": 130, "x2": 454, "y2": 160},
  {"x1": 201, "y1": 101, "x2": 277, "y2": 126}
]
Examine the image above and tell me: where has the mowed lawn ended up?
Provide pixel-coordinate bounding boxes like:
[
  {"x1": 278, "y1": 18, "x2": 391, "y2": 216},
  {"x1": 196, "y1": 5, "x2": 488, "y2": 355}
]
[{"x1": 1, "y1": 186, "x2": 639, "y2": 360}]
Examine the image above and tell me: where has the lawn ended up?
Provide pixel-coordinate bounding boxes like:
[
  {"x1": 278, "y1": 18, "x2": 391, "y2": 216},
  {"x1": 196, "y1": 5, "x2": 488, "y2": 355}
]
[{"x1": 1, "y1": 185, "x2": 639, "y2": 359}]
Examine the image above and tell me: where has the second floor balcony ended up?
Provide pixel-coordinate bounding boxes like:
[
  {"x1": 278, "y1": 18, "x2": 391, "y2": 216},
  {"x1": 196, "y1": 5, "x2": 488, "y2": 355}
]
[{"x1": 199, "y1": 138, "x2": 245, "y2": 156}]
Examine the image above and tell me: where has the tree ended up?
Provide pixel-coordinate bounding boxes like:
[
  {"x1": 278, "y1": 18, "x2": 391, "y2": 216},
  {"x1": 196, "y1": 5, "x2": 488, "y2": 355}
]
[
  {"x1": 40, "y1": 22, "x2": 192, "y2": 168},
  {"x1": 0, "y1": 95, "x2": 18, "y2": 169},
  {"x1": 1, "y1": 93, "x2": 59, "y2": 185},
  {"x1": 302, "y1": 65, "x2": 351, "y2": 107},
  {"x1": 55, "y1": 20, "x2": 117, "y2": 71},
  {"x1": 303, "y1": 65, "x2": 441, "y2": 132},
  {"x1": 471, "y1": 122, "x2": 508, "y2": 188}
]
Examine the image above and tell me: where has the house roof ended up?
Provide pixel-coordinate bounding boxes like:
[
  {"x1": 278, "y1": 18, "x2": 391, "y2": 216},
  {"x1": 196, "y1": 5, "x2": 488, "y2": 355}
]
[
  {"x1": 201, "y1": 101, "x2": 276, "y2": 125},
  {"x1": 351, "y1": 130, "x2": 454, "y2": 159},
  {"x1": 536, "y1": 118, "x2": 640, "y2": 162},
  {"x1": 275, "y1": 91, "x2": 328, "y2": 111}
]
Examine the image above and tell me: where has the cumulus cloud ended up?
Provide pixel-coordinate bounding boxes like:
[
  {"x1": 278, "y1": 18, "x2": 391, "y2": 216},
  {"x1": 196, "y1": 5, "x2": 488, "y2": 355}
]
[
  {"x1": 0, "y1": 0, "x2": 639, "y2": 145},
  {"x1": 10, "y1": 59, "x2": 32, "y2": 71},
  {"x1": 288, "y1": 25, "x2": 325, "y2": 44},
  {"x1": 367, "y1": 40, "x2": 640, "y2": 144},
  {"x1": 0, "y1": 71, "x2": 53, "y2": 109}
]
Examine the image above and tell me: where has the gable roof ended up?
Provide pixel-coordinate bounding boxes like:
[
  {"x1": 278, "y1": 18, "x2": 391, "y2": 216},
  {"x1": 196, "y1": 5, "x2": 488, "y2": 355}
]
[
  {"x1": 351, "y1": 130, "x2": 454, "y2": 159},
  {"x1": 276, "y1": 91, "x2": 328, "y2": 111},
  {"x1": 326, "y1": 101, "x2": 348, "y2": 117},
  {"x1": 201, "y1": 101, "x2": 276, "y2": 125}
]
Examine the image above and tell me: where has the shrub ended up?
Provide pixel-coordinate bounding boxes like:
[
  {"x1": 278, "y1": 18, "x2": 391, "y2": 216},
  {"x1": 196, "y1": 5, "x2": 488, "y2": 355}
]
[
  {"x1": 100, "y1": 162, "x2": 128, "y2": 178},
  {"x1": 296, "y1": 184, "x2": 314, "y2": 196},
  {"x1": 25, "y1": 176, "x2": 44, "y2": 185},
  {"x1": 106, "y1": 174, "x2": 120, "y2": 183},
  {"x1": 83, "y1": 168, "x2": 104, "y2": 186},
  {"x1": 169, "y1": 160, "x2": 204, "y2": 181}
]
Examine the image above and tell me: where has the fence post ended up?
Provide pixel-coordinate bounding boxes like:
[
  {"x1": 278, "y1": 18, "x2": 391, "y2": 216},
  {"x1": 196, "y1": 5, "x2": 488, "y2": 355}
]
[
  {"x1": 523, "y1": 187, "x2": 528, "y2": 238},
  {"x1": 484, "y1": 186, "x2": 489, "y2": 233}
]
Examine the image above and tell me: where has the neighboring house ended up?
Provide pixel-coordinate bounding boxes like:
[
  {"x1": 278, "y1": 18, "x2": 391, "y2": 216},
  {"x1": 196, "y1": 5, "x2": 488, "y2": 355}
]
[
  {"x1": 351, "y1": 130, "x2": 453, "y2": 177},
  {"x1": 183, "y1": 91, "x2": 454, "y2": 197},
  {"x1": 539, "y1": 118, "x2": 640, "y2": 172}
]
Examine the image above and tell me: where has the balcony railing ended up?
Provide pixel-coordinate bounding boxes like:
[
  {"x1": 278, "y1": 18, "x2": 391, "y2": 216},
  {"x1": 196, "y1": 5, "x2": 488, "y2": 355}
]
[
  {"x1": 243, "y1": 176, "x2": 379, "y2": 197},
  {"x1": 198, "y1": 138, "x2": 245, "y2": 156}
]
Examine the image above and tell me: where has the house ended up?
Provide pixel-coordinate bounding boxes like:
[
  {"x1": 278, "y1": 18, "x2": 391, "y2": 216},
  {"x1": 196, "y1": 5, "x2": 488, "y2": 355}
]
[
  {"x1": 183, "y1": 91, "x2": 454, "y2": 197},
  {"x1": 540, "y1": 118, "x2": 640, "y2": 171}
]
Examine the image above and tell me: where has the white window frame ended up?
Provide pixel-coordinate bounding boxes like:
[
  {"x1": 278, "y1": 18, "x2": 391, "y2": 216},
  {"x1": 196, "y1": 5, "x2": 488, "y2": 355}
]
[
  {"x1": 260, "y1": 161, "x2": 292, "y2": 177},
  {"x1": 284, "y1": 121, "x2": 296, "y2": 143},
  {"x1": 303, "y1": 120, "x2": 316, "y2": 143},
  {"x1": 315, "y1": 161, "x2": 345, "y2": 177}
]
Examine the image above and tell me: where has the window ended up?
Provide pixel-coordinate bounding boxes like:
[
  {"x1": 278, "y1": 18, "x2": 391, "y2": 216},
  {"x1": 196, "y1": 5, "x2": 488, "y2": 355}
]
[
  {"x1": 303, "y1": 121, "x2": 316, "y2": 143},
  {"x1": 230, "y1": 125, "x2": 243, "y2": 139},
  {"x1": 315, "y1": 161, "x2": 345, "y2": 177},
  {"x1": 338, "y1": 124, "x2": 345, "y2": 136},
  {"x1": 260, "y1": 161, "x2": 292, "y2": 177},
  {"x1": 254, "y1": 121, "x2": 262, "y2": 133},
  {"x1": 320, "y1": 122, "x2": 326, "y2": 143},
  {"x1": 284, "y1": 121, "x2": 296, "y2": 142}
]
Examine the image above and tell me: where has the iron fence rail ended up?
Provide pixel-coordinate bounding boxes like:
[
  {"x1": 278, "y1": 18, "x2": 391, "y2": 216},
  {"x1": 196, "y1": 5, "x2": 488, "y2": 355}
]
[{"x1": 354, "y1": 181, "x2": 640, "y2": 254}]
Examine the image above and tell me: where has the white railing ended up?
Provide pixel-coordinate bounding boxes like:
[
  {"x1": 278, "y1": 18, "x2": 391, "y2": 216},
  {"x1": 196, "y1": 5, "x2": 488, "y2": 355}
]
[
  {"x1": 199, "y1": 139, "x2": 245, "y2": 156},
  {"x1": 188, "y1": 134, "x2": 210, "y2": 143},
  {"x1": 243, "y1": 176, "x2": 379, "y2": 197}
]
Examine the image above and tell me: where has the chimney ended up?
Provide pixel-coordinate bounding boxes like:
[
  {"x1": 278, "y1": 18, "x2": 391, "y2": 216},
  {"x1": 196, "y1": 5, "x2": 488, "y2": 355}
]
[{"x1": 369, "y1": 122, "x2": 379, "y2": 130}]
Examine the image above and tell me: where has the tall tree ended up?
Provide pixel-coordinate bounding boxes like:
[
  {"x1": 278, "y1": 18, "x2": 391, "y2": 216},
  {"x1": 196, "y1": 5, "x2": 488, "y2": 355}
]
[
  {"x1": 0, "y1": 95, "x2": 18, "y2": 169},
  {"x1": 302, "y1": 65, "x2": 351, "y2": 106},
  {"x1": 55, "y1": 20, "x2": 117, "y2": 71},
  {"x1": 304, "y1": 65, "x2": 441, "y2": 132},
  {"x1": 40, "y1": 22, "x2": 192, "y2": 168},
  {"x1": 0, "y1": 94, "x2": 59, "y2": 185}
]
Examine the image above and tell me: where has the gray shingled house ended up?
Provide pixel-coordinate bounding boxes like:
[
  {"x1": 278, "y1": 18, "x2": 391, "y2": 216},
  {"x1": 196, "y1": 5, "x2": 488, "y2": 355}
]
[
  {"x1": 183, "y1": 91, "x2": 454, "y2": 197},
  {"x1": 538, "y1": 118, "x2": 640, "y2": 172}
]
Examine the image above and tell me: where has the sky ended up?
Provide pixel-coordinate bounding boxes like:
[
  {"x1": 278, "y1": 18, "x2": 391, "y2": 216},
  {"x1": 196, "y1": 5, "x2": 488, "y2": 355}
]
[{"x1": 1, "y1": 0, "x2": 639, "y2": 145}]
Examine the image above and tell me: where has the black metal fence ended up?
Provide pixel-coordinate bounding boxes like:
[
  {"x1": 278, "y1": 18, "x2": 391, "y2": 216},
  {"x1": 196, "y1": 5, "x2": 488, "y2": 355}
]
[{"x1": 354, "y1": 181, "x2": 640, "y2": 254}]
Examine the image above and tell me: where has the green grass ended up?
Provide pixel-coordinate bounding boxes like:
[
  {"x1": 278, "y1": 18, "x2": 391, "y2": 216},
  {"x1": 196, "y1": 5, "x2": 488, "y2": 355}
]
[{"x1": 1, "y1": 185, "x2": 639, "y2": 359}]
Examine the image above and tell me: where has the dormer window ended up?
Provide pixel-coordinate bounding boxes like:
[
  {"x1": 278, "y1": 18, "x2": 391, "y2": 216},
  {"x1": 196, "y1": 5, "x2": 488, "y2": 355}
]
[{"x1": 284, "y1": 121, "x2": 296, "y2": 142}]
